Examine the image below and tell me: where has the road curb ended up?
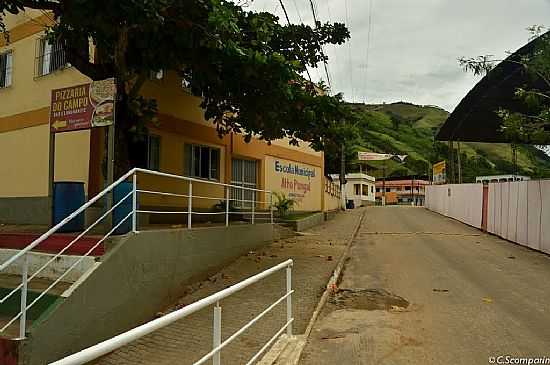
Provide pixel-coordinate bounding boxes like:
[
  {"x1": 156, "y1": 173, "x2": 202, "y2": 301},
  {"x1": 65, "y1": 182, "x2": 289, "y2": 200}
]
[
  {"x1": 303, "y1": 208, "x2": 365, "y2": 339},
  {"x1": 259, "y1": 208, "x2": 366, "y2": 365}
]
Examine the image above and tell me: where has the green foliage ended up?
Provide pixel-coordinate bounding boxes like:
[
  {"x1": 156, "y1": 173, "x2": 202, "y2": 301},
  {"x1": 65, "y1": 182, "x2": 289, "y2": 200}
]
[
  {"x1": 329, "y1": 102, "x2": 550, "y2": 181},
  {"x1": 273, "y1": 192, "x2": 295, "y2": 218},
  {"x1": 1, "y1": 0, "x2": 351, "y2": 173},
  {"x1": 459, "y1": 28, "x2": 550, "y2": 145}
]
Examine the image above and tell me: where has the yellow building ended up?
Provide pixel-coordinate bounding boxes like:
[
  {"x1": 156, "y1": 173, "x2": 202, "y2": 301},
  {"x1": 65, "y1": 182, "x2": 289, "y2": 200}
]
[{"x1": 0, "y1": 11, "x2": 332, "y2": 225}]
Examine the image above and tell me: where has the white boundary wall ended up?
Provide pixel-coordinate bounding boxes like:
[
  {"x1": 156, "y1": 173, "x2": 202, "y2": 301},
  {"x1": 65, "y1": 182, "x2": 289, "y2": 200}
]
[
  {"x1": 488, "y1": 180, "x2": 550, "y2": 255},
  {"x1": 425, "y1": 184, "x2": 483, "y2": 229}
]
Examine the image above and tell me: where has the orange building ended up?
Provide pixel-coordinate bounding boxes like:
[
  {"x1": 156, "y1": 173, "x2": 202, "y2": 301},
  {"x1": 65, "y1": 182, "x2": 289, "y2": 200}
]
[
  {"x1": 375, "y1": 178, "x2": 431, "y2": 206},
  {"x1": 0, "y1": 10, "x2": 333, "y2": 225}
]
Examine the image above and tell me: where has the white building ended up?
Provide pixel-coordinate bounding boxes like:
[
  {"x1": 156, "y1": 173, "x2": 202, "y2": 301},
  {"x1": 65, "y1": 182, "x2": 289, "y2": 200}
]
[
  {"x1": 476, "y1": 175, "x2": 530, "y2": 183},
  {"x1": 331, "y1": 173, "x2": 376, "y2": 208}
]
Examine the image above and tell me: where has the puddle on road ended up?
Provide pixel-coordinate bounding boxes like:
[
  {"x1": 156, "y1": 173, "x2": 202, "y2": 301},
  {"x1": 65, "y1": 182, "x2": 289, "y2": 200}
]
[{"x1": 330, "y1": 288, "x2": 409, "y2": 311}]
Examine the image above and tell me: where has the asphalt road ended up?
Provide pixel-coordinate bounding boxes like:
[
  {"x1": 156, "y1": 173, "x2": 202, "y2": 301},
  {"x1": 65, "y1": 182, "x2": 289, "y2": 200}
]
[{"x1": 300, "y1": 206, "x2": 550, "y2": 365}]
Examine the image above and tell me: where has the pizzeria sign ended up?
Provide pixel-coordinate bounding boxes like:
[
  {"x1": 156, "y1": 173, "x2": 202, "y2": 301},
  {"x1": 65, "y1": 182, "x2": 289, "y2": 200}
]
[{"x1": 50, "y1": 78, "x2": 116, "y2": 133}]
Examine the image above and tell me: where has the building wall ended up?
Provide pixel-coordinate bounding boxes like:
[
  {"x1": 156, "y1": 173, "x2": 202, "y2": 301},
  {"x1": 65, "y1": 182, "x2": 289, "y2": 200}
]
[
  {"x1": 0, "y1": 124, "x2": 90, "y2": 198},
  {"x1": 0, "y1": 13, "x2": 92, "y2": 203},
  {"x1": 344, "y1": 178, "x2": 376, "y2": 206},
  {"x1": 0, "y1": 13, "x2": 325, "y2": 219},
  {"x1": 264, "y1": 156, "x2": 322, "y2": 212},
  {"x1": 323, "y1": 177, "x2": 341, "y2": 211}
]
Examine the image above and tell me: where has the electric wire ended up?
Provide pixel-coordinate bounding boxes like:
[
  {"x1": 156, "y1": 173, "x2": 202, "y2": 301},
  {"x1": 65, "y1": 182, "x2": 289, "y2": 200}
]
[
  {"x1": 344, "y1": 0, "x2": 354, "y2": 102},
  {"x1": 363, "y1": 0, "x2": 374, "y2": 104}
]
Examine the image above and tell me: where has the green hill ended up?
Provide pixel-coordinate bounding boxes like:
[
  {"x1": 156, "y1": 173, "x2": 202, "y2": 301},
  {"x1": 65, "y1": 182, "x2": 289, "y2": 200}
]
[{"x1": 326, "y1": 102, "x2": 550, "y2": 182}]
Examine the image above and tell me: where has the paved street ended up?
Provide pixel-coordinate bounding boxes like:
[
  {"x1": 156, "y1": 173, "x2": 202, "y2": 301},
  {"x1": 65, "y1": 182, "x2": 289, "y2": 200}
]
[
  {"x1": 300, "y1": 206, "x2": 550, "y2": 365},
  {"x1": 93, "y1": 209, "x2": 364, "y2": 365}
]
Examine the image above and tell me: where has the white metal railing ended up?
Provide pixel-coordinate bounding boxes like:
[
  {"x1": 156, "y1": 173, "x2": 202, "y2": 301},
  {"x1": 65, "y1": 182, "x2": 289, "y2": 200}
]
[
  {"x1": 0, "y1": 168, "x2": 274, "y2": 339},
  {"x1": 133, "y1": 168, "x2": 273, "y2": 230},
  {"x1": 50, "y1": 259, "x2": 294, "y2": 365}
]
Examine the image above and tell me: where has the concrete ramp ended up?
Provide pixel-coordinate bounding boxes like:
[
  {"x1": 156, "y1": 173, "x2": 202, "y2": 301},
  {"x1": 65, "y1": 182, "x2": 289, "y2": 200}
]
[{"x1": 17, "y1": 224, "x2": 272, "y2": 365}]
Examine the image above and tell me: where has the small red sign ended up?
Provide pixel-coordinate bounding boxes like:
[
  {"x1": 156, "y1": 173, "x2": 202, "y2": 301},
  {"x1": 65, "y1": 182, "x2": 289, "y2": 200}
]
[{"x1": 50, "y1": 78, "x2": 116, "y2": 133}]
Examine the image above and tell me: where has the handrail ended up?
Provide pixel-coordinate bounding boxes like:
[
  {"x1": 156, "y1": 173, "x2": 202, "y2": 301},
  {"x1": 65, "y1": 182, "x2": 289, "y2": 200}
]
[
  {"x1": 1, "y1": 167, "x2": 276, "y2": 338},
  {"x1": 134, "y1": 168, "x2": 271, "y2": 193},
  {"x1": 0, "y1": 191, "x2": 133, "y2": 305},
  {"x1": 0, "y1": 168, "x2": 137, "y2": 271},
  {"x1": 50, "y1": 259, "x2": 293, "y2": 365}
]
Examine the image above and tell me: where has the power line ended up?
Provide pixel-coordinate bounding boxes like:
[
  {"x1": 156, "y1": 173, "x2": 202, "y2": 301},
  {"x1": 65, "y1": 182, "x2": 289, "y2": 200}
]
[
  {"x1": 307, "y1": 0, "x2": 333, "y2": 91},
  {"x1": 344, "y1": 0, "x2": 354, "y2": 103},
  {"x1": 363, "y1": 0, "x2": 374, "y2": 104},
  {"x1": 277, "y1": 0, "x2": 313, "y2": 82},
  {"x1": 290, "y1": 0, "x2": 303, "y2": 23},
  {"x1": 277, "y1": 0, "x2": 292, "y2": 24}
]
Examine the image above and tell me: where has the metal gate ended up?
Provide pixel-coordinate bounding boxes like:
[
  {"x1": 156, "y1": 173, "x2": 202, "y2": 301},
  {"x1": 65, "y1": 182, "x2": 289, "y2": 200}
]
[{"x1": 231, "y1": 159, "x2": 257, "y2": 208}]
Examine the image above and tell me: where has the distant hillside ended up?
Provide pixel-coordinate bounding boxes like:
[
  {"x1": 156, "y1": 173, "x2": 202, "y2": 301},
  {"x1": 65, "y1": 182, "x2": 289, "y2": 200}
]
[{"x1": 326, "y1": 102, "x2": 550, "y2": 182}]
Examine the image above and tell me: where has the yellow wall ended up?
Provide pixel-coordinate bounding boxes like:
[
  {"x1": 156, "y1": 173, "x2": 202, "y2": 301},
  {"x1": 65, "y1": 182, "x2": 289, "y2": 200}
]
[
  {"x1": 323, "y1": 178, "x2": 341, "y2": 212},
  {"x1": 141, "y1": 72, "x2": 211, "y2": 127},
  {"x1": 137, "y1": 125, "x2": 227, "y2": 209},
  {"x1": 0, "y1": 15, "x2": 325, "y2": 213},
  {"x1": 55, "y1": 130, "x2": 91, "y2": 191},
  {"x1": 264, "y1": 156, "x2": 322, "y2": 211},
  {"x1": 135, "y1": 115, "x2": 325, "y2": 212},
  {"x1": 0, "y1": 124, "x2": 90, "y2": 197},
  {"x1": 0, "y1": 31, "x2": 91, "y2": 119},
  {"x1": 0, "y1": 124, "x2": 49, "y2": 196},
  {"x1": 0, "y1": 15, "x2": 92, "y2": 198}
]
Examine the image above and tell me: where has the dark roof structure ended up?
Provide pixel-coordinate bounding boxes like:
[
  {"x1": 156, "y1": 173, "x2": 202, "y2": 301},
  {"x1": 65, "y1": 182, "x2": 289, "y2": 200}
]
[{"x1": 437, "y1": 31, "x2": 550, "y2": 142}]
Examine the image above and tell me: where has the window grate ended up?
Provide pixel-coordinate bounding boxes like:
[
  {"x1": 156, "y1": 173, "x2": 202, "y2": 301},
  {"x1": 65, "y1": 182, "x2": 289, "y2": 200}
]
[
  {"x1": 35, "y1": 38, "x2": 68, "y2": 77},
  {"x1": 0, "y1": 51, "x2": 12, "y2": 88}
]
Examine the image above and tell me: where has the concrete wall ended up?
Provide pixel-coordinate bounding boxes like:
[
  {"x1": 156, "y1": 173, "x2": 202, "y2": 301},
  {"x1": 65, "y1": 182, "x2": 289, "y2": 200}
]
[
  {"x1": 324, "y1": 191, "x2": 340, "y2": 212},
  {"x1": 20, "y1": 224, "x2": 273, "y2": 365},
  {"x1": 264, "y1": 156, "x2": 322, "y2": 212},
  {"x1": 425, "y1": 184, "x2": 483, "y2": 229},
  {"x1": 323, "y1": 177, "x2": 341, "y2": 212},
  {"x1": 284, "y1": 212, "x2": 324, "y2": 232},
  {"x1": 0, "y1": 197, "x2": 49, "y2": 225},
  {"x1": 488, "y1": 180, "x2": 550, "y2": 254},
  {"x1": 426, "y1": 180, "x2": 550, "y2": 256},
  {"x1": 0, "y1": 249, "x2": 94, "y2": 282}
]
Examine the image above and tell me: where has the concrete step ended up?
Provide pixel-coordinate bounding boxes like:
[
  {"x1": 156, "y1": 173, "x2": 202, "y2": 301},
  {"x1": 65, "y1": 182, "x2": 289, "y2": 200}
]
[
  {"x1": 0, "y1": 274, "x2": 71, "y2": 339},
  {"x1": 258, "y1": 334, "x2": 306, "y2": 365},
  {"x1": 0, "y1": 233, "x2": 105, "y2": 256}
]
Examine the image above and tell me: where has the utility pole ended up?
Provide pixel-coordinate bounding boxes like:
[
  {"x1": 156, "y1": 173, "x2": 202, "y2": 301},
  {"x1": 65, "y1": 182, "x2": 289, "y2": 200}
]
[
  {"x1": 448, "y1": 140, "x2": 455, "y2": 184},
  {"x1": 457, "y1": 141, "x2": 462, "y2": 184},
  {"x1": 411, "y1": 174, "x2": 415, "y2": 206},
  {"x1": 382, "y1": 160, "x2": 386, "y2": 206},
  {"x1": 340, "y1": 145, "x2": 346, "y2": 210}
]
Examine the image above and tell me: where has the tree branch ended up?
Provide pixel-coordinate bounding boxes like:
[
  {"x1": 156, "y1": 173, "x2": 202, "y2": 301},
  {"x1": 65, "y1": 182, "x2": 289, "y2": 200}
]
[{"x1": 19, "y1": 0, "x2": 60, "y2": 11}]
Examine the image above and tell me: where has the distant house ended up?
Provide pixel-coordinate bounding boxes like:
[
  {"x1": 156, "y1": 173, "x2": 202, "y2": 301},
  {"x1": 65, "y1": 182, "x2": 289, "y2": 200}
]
[
  {"x1": 375, "y1": 178, "x2": 430, "y2": 206},
  {"x1": 475, "y1": 175, "x2": 530, "y2": 184},
  {"x1": 330, "y1": 173, "x2": 376, "y2": 208}
]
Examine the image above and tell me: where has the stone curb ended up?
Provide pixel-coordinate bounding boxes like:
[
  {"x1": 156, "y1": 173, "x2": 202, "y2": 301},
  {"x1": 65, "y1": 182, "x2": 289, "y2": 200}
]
[{"x1": 258, "y1": 208, "x2": 366, "y2": 365}]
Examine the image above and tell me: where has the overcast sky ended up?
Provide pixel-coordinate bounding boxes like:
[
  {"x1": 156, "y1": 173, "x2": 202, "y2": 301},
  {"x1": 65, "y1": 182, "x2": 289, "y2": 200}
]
[{"x1": 246, "y1": 0, "x2": 550, "y2": 112}]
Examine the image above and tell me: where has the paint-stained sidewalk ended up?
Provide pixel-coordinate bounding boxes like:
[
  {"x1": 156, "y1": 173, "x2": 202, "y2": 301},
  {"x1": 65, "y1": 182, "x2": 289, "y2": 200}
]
[{"x1": 93, "y1": 208, "x2": 364, "y2": 365}]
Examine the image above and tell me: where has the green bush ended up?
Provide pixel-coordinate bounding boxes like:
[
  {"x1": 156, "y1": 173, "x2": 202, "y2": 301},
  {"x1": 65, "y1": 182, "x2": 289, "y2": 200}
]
[{"x1": 273, "y1": 192, "x2": 296, "y2": 218}]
